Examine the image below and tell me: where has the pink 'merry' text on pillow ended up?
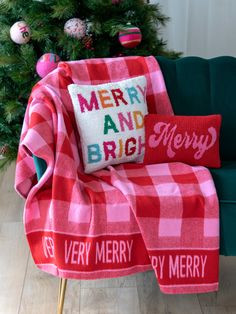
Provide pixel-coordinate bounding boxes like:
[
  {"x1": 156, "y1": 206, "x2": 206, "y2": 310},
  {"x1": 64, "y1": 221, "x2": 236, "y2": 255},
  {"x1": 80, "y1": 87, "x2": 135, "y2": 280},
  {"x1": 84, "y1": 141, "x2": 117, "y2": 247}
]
[
  {"x1": 68, "y1": 76, "x2": 148, "y2": 173},
  {"x1": 144, "y1": 114, "x2": 222, "y2": 167}
]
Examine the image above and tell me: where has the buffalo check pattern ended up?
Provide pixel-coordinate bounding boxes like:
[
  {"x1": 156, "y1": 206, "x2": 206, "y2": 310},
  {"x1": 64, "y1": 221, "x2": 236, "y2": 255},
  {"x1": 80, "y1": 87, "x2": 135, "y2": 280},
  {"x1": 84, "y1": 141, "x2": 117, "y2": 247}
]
[{"x1": 15, "y1": 56, "x2": 219, "y2": 294}]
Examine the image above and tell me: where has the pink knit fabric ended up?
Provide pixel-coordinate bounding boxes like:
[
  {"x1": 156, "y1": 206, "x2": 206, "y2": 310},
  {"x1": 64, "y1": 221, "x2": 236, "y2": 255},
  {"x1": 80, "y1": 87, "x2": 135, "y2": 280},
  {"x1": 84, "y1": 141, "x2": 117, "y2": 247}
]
[{"x1": 15, "y1": 56, "x2": 219, "y2": 294}]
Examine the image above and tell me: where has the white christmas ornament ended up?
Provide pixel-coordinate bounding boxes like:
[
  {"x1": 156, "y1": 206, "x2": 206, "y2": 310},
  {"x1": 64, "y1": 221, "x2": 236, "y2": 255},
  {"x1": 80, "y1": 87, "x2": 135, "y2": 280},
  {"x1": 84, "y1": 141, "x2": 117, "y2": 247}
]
[
  {"x1": 10, "y1": 21, "x2": 31, "y2": 44},
  {"x1": 64, "y1": 18, "x2": 86, "y2": 39}
]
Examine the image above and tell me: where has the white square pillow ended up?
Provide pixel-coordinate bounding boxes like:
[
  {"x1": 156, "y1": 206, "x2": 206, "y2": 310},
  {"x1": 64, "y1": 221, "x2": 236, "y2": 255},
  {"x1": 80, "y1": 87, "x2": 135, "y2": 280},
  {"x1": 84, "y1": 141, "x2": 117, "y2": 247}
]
[{"x1": 68, "y1": 75, "x2": 148, "y2": 173}]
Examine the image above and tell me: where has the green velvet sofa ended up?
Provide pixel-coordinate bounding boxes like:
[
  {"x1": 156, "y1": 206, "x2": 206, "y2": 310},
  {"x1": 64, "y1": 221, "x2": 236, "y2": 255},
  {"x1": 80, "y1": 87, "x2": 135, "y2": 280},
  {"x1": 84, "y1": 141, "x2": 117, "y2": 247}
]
[
  {"x1": 34, "y1": 56, "x2": 236, "y2": 256},
  {"x1": 156, "y1": 56, "x2": 236, "y2": 256}
]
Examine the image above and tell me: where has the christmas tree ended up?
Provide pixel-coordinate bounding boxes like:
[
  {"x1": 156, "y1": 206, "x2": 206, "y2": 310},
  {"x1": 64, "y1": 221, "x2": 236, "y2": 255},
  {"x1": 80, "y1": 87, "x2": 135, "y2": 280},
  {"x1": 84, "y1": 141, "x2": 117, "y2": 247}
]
[{"x1": 0, "y1": 0, "x2": 179, "y2": 168}]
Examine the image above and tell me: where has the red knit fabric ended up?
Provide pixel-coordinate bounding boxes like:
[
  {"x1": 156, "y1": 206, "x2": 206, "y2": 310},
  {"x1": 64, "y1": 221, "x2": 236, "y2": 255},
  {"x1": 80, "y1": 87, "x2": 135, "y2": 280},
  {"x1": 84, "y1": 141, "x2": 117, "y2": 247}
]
[{"x1": 144, "y1": 114, "x2": 221, "y2": 167}]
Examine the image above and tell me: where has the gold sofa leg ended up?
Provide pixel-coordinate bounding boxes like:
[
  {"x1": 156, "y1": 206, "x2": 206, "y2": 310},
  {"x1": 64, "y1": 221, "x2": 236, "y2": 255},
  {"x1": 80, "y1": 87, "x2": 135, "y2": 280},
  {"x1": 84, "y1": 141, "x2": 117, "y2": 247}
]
[{"x1": 57, "y1": 278, "x2": 67, "y2": 314}]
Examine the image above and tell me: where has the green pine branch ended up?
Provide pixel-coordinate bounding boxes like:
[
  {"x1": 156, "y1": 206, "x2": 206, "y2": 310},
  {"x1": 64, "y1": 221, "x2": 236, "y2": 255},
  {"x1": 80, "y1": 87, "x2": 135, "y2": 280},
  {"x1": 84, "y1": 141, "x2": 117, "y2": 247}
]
[{"x1": 0, "y1": 0, "x2": 181, "y2": 167}]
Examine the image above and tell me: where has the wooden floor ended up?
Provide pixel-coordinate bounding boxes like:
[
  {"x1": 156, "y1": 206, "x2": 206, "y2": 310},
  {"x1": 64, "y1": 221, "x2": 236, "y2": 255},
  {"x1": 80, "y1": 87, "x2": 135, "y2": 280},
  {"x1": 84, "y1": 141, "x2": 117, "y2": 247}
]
[{"x1": 0, "y1": 163, "x2": 236, "y2": 314}]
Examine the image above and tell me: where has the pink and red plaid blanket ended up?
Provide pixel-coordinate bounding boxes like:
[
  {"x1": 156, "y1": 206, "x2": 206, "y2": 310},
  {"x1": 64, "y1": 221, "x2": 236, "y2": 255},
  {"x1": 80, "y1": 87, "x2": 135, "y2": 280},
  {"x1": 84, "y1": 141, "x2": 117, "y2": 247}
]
[{"x1": 15, "y1": 56, "x2": 219, "y2": 294}]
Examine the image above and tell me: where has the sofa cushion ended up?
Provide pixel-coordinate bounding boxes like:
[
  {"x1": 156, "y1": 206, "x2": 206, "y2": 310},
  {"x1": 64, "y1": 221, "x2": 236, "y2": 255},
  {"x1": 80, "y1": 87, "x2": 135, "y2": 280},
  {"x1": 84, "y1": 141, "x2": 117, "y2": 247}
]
[
  {"x1": 156, "y1": 56, "x2": 236, "y2": 161},
  {"x1": 210, "y1": 161, "x2": 236, "y2": 256},
  {"x1": 210, "y1": 160, "x2": 236, "y2": 201}
]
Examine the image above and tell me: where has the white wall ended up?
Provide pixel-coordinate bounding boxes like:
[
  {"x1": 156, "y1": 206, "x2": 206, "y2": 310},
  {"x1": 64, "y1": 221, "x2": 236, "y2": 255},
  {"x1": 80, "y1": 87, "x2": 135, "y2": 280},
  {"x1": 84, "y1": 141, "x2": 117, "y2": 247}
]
[{"x1": 150, "y1": 0, "x2": 236, "y2": 57}]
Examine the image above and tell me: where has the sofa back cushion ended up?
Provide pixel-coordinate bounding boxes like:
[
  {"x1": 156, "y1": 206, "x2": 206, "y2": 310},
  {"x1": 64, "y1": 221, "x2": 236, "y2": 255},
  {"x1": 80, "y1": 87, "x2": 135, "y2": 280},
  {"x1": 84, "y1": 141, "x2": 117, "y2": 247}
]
[{"x1": 156, "y1": 56, "x2": 236, "y2": 160}]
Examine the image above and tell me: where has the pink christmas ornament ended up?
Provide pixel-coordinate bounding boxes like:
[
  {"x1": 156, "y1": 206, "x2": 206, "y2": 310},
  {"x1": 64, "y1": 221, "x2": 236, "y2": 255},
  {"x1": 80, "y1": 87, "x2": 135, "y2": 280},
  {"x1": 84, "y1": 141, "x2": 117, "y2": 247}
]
[
  {"x1": 64, "y1": 18, "x2": 86, "y2": 39},
  {"x1": 119, "y1": 24, "x2": 142, "y2": 48},
  {"x1": 10, "y1": 21, "x2": 31, "y2": 44},
  {"x1": 36, "y1": 53, "x2": 60, "y2": 78}
]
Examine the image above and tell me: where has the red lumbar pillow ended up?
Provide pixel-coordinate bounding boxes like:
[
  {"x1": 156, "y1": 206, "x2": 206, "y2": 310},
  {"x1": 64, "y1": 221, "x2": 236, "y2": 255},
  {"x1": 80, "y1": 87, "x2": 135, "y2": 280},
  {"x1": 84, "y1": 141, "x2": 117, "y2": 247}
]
[{"x1": 144, "y1": 114, "x2": 222, "y2": 168}]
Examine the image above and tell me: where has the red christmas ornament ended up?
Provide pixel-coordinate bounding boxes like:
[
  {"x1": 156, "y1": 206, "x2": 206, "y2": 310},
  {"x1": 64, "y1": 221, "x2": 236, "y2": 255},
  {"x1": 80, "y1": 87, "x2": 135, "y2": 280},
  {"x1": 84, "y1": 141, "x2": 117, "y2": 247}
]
[
  {"x1": 112, "y1": 0, "x2": 121, "y2": 4},
  {"x1": 82, "y1": 35, "x2": 93, "y2": 50}
]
